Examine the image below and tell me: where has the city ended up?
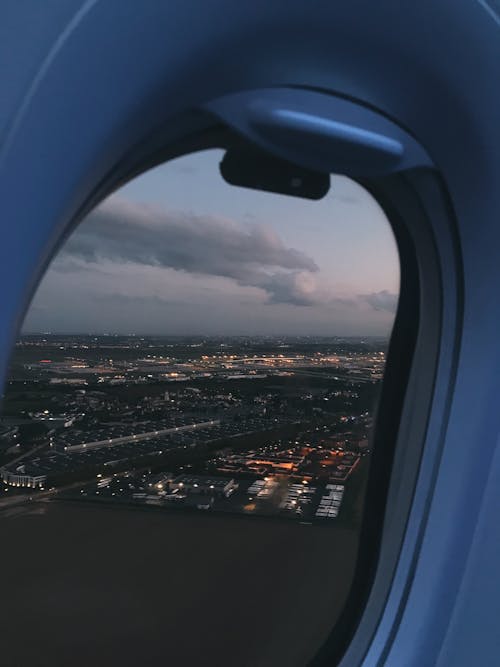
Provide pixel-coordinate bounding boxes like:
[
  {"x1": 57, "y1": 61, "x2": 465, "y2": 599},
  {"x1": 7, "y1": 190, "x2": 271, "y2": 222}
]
[{"x1": 0, "y1": 334, "x2": 384, "y2": 526}]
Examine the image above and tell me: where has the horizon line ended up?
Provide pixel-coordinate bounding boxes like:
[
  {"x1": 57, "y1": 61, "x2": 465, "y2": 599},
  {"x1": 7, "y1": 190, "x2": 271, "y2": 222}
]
[{"x1": 19, "y1": 331, "x2": 390, "y2": 339}]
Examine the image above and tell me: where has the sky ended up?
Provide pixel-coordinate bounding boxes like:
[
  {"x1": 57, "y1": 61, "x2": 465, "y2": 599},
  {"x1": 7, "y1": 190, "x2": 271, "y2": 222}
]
[{"x1": 23, "y1": 149, "x2": 400, "y2": 337}]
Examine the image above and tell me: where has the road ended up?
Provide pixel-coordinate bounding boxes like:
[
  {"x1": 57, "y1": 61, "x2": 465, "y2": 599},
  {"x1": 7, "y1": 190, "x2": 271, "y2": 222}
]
[{"x1": 64, "y1": 419, "x2": 220, "y2": 453}]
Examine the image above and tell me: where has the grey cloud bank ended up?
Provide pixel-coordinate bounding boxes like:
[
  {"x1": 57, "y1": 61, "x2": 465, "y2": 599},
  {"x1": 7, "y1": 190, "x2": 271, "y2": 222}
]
[
  {"x1": 360, "y1": 290, "x2": 398, "y2": 313},
  {"x1": 60, "y1": 197, "x2": 320, "y2": 306},
  {"x1": 25, "y1": 189, "x2": 399, "y2": 336}
]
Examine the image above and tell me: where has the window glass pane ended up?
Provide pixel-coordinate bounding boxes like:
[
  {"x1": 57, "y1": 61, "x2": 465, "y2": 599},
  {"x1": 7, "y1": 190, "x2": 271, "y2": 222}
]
[{"x1": 0, "y1": 149, "x2": 399, "y2": 666}]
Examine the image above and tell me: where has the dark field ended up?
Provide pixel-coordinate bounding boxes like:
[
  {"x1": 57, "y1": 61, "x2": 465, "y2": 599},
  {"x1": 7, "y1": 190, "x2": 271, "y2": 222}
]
[{"x1": 0, "y1": 503, "x2": 358, "y2": 667}]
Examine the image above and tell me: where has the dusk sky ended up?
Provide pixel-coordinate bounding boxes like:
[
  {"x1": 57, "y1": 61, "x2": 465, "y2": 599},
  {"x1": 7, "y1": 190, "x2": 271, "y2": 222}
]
[{"x1": 23, "y1": 149, "x2": 399, "y2": 336}]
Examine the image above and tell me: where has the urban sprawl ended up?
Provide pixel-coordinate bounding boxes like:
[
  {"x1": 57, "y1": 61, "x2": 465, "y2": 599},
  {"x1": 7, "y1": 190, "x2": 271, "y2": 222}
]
[{"x1": 0, "y1": 335, "x2": 385, "y2": 524}]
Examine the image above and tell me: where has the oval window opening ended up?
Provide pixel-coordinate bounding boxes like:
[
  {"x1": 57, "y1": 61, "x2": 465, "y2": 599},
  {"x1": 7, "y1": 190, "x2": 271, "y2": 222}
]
[{"x1": 0, "y1": 148, "x2": 399, "y2": 666}]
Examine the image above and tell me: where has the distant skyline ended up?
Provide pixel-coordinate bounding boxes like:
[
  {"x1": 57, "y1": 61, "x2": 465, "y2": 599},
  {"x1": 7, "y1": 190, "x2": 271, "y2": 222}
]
[{"x1": 23, "y1": 149, "x2": 399, "y2": 337}]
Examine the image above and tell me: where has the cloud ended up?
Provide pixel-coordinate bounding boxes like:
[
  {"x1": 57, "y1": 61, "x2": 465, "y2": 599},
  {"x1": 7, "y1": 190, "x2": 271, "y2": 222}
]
[
  {"x1": 360, "y1": 290, "x2": 398, "y2": 313},
  {"x1": 59, "y1": 197, "x2": 319, "y2": 306},
  {"x1": 263, "y1": 271, "x2": 320, "y2": 306}
]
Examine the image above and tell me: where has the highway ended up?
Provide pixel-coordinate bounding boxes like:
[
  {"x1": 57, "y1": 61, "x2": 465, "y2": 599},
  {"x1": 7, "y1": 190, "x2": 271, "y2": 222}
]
[{"x1": 64, "y1": 419, "x2": 221, "y2": 453}]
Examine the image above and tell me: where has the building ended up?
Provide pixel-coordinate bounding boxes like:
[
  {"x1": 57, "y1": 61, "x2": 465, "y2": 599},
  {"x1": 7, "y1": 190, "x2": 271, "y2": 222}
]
[
  {"x1": 1, "y1": 464, "x2": 47, "y2": 489},
  {"x1": 169, "y1": 474, "x2": 237, "y2": 498}
]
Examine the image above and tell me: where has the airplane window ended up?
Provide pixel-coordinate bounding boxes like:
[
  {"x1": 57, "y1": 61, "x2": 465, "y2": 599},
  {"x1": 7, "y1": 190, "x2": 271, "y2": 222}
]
[{"x1": 0, "y1": 148, "x2": 399, "y2": 666}]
